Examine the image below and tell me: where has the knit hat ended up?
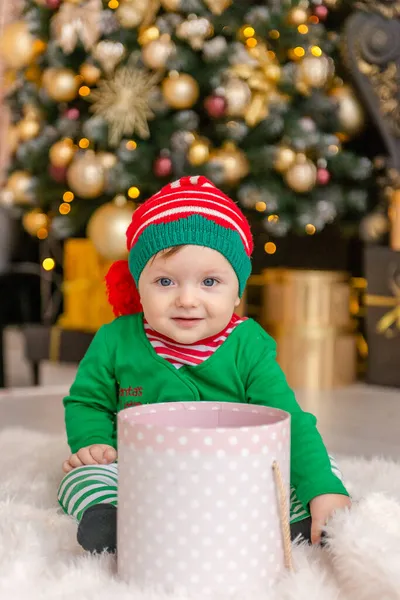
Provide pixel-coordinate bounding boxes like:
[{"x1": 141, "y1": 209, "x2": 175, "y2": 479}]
[{"x1": 105, "y1": 175, "x2": 253, "y2": 316}]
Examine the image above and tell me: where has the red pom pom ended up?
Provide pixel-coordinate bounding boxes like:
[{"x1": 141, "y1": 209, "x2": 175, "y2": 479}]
[{"x1": 105, "y1": 260, "x2": 142, "y2": 317}]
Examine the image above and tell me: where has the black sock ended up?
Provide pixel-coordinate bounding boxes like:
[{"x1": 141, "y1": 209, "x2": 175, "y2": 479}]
[{"x1": 77, "y1": 503, "x2": 117, "y2": 553}]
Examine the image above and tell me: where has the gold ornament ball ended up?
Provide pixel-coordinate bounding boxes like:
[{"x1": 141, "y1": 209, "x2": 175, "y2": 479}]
[
  {"x1": 162, "y1": 73, "x2": 200, "y2": 109},
  {"x1": 298, "y1": 55, "x2": 333, "y2": 89},
  {"x1": 97, "y1": 152, "x2": 118, "y2": 170},
  {"x1": 116, "y1": 2, "x2": 146, "y2": 29},
  {"x1": 67, "y1": 152, "x2": 106, "y2": 199},
  {"x1": 43, "y1": 68, "x2": 80, "y2": 103},
  {"x1": 7, "y1": 126, "x2": 19, "y2": 154},
  {"x1": 22, "y1": 209, "x2": 49, "y2": 237},
  {"x1": 274, "y1": 146, "x2": 297, "y2": 173},
  {"x1": 87, "y1": 197, "x2": 136, "y2": 261},
  {"x1": 0, "y1": 21, "x2": 37, "y2": 70},
  {"x1": 160, "y1": 0, "x2": 180, "y2": 10},
  {"x1": 210, "y1": 142, "x2": 249, "y2": 185},
  {"x1": 80, "y1": 63, "x2": 101, "y2": 86},
  {"x1": 142, "y1": 36, "x2": 174, "y2": 70},
  {"x1": 188, "y1": 138, "x2": 211, "y2": 166},
  {"x1": 360, "y1": 212, "x2": 388, "y2": 242},
  {"x1": 6, "y1": 171, "x2": 35, "y2": 204},
  {"x1": 330, "y1": 85, "x2": 365, "y2": 137},
  {"x1": 287, "y1": 7, "x2": 309, "y2": 26},
  {"x1": 284, "y1": 156, "x2": 317, "y2": 193},
  {"x1": 49, "y1": 139, "x2": 76, "y2": 168},
  {"x1": 225, "y1": 78, "x2": 251, "y2": 117},
  {"x1": 18, "y1": 117, "x2": 41, "y2": 142}
]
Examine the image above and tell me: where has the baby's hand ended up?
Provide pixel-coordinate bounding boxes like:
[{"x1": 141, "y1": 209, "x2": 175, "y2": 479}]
[
  {"x1": 309, "y1": 493, "x2": 352, "y2": 544},
  {"x1": 62, "y1": 444, "x2": 117, "y2": 473}
]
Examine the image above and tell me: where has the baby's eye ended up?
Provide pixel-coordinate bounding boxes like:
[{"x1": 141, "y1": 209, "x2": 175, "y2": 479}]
[
  {"x1": 158, "y1": 278, "x2": 173, "y2": 287},
  {"x1": 203, "y1": 278, "x2": 217, "y2": 287}
]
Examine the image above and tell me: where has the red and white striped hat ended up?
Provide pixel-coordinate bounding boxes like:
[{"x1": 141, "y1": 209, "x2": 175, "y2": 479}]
[{"x1": 106, "y1": 176, "x2": 253, "y2": 316}]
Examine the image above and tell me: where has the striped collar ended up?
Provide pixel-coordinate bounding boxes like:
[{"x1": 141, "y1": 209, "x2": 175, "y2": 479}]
[{"x1": 143, "y1": 314, "x2": 246, "y2": 369}]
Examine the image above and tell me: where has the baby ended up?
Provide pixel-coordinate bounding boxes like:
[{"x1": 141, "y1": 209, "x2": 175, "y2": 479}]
[{"x1": 58, "y1": 175, "x2": 350, "y2": 553}]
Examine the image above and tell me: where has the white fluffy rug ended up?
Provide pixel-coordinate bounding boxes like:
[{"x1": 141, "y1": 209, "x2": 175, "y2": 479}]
[{"x1": 2, "y1": 428, "x2": 400, "y2": 600}]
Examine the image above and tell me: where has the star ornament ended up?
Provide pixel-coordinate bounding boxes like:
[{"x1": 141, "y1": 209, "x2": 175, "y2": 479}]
[{"x1": 89, "y1": 63, "x2": 160, "y2": 146}]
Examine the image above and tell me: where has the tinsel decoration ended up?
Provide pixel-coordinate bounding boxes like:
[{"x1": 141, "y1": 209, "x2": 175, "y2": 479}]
[
  {"x1": 89, "y1": 59, "x2": 159, "y2": 145},
  {"x1": 51, "y1": 0, "x2": 102, "y2": 55}
]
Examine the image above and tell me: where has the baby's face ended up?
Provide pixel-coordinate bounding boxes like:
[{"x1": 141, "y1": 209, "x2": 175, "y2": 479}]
[{"x1": 138, "y1": 245, "x2": 240, "y2": 344}]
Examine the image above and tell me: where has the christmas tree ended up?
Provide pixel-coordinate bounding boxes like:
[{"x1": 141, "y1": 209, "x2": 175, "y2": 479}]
[{"x1": 0, "y1": 0, "x2": 374, "y2": 262}]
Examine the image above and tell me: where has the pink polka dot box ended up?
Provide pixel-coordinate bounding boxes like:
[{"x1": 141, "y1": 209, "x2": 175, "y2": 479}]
[{"x1": 117, "y1": 401, "x2": 291, "y2": 597}]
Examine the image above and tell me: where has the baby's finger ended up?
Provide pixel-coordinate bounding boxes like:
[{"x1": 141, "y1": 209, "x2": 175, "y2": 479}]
[
  {"x1": 103, "y1": 447, "x2": 117, "y2": 464},
  {"x1": 76, "y1": 447, "x2": 98, "y2": 465},
  {"x1": 62, "y1": 460, "x2": 73, "y2": 473},
  {"x1": 69, "y1": 453, "x2": 85, "y2": 468},
  {"x1": 89, "y1": 445, "x2": 108, "y2": 463},
  {"x1": 311, "y1": 520, "x2": 323, "y2": 545}
]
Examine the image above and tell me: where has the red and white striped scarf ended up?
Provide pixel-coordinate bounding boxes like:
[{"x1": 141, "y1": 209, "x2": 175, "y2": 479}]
[{"x1": 144, "y1": 314, "x2": 245, "y2": 369}]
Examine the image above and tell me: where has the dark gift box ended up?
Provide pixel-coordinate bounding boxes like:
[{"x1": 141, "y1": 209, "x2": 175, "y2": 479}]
[
  {"x1": 364, "y1": 246, "x2": 400, "y2": 388},
  {"x1": 22, "y1": 325, "x2": 94, "y2": 385}
]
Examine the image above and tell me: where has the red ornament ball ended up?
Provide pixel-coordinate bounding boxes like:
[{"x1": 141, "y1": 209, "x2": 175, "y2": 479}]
[
  {"x1": 204, "y1": 95, "x2": 227, "y2": 119},
  {"x1": 65, "y1": 108, "x2": 80, "y2": 120},
  {"x1": 46, "y1": 0, "x2": 61, "y2": 8},
  {"x1": 317, "y1": 168, "x2": 330, "y2": 185},
  {"x1": 49, "y1": 165, "x2": 67, "y2": 183},
  {"x1": 154, "y1": 156, "x2": 173, "y2": 178},
  {"x1": 314, "y1": 5, "x2": 329, "y2": 20}
]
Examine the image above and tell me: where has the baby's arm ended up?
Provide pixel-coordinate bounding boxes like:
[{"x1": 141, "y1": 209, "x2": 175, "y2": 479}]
[
  {"x1": 63, "y1": 324, "x2": 118, "y2": 462},
  {"x1": 245, "y1": 333, "x2": 349, "y2": 512}
]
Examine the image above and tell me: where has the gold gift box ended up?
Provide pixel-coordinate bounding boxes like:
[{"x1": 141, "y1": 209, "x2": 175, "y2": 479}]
[
  {"x1": 261, "y1": 269, "x2": 357, "y2": 390},
  {"x1": 58, "y1": 239, "x2": 115, "y2": 332},
  {"x1": 261, "y1": 269, "x2": 351, "y2": 329}
]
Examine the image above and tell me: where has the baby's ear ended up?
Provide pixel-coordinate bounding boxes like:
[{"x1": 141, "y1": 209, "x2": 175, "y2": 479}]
[{"x1": 234, "y1": 296, "x2": 240, "y2": 307}]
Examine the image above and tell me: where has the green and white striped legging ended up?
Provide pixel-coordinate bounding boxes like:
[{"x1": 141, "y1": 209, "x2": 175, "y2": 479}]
[{"x1": 57, "y1": 456, "x2": 342, "y2": 524}]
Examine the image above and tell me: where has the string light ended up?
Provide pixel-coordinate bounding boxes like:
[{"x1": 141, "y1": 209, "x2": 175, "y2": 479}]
[
  {"x1": 293, "y1": 47, "x2": 306, "y2": 58},
  {"x1": 267, "y1": 51, "x2": 276, "y2": 60},
  {"x1": 305, "y1": 224, "x2": 316, "y2": 235},
  {"x1": 268, "y1": 214, "x2": 279, "y2": 223},
  {"x1": 309, "y1": 15, "x2": 319, "y2": 24},
  {"x1": 128, "y1": 186, "x2": 140, "y2": 199},
  {"x1": 59, "y1": 203, "x2": 71, "y2": 215},
  {"x1": 126, "y1": 140, "x2": 137, "y2": 150},
  {"x1": 246, "y1": 38, "x2": 258, "y2": 48},
  {"x1": 37, "y1": 228, "x2": 48, "y2": 240},
  {"x1": 42, "y1": 258, "x2": 55, "y2": 271},
  {"x1": 79, "y1": 86, "x2": 91, "y2": 97},
  {"x1": 264, "y1": 242, "x2": 277, "y2": 255},
  {"x1": 63, "y1": 191, "x2": 74, "y2": 202},
  {"x1": 298, "y1": 24, "x2": 309, "y2": 34},
  {"x1": 311, "y1": 46, "x2": 322, "y2": 57},
  {"x1": 79, "y1": 138, "x2": 90, "y2": 149},
  {"x1": 269, "y1": 30, "x2": 280, "y2": 39},
  {"x1": 33, "y1": 40, "x2": 47, "y2": 55},
  {"x1": 255, "y1": 201, "x2": 267, "y2": 212},
  {"x1": 243, "y1": 26, "x2": 255, "y2": 38},
  {"x1": 108, "y1": 0, "x2": 119, "y2": 8}
]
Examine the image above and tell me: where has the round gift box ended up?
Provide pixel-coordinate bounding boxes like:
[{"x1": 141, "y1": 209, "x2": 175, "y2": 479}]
[{"x1": 117, "y1": 401, "x2": 290, "y2": 597}]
